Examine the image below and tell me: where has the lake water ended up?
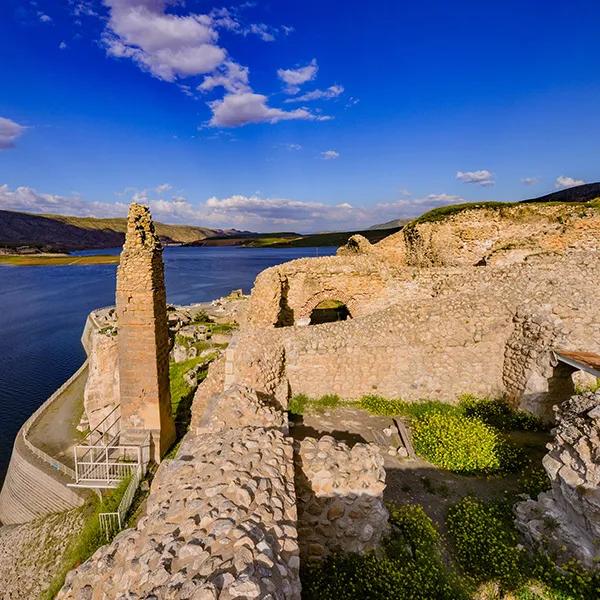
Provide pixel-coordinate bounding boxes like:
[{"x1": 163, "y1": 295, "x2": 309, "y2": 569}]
[{"x1": 0, "y1": 246, "x2": 335, "y2": 482}]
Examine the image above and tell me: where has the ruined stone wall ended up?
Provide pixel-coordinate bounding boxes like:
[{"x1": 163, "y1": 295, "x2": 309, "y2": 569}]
[
  {"x1": 294, "y1": 436, "x2": 388, "y2": 560},
  {"x1": 116, "y1": 203, "x2": 175, "y2": 459},
  {"x1": 58, "y1": 426, "x2": 302, "y2": 600},
  {"x1": 246, "y1": 255, "x2": 403, "y2": 327},
  {"x1": 232, "y1": 251, "x2": 600, "y2": 417},
  {"x1": 515, "y1": 392, "x2": 600, "y2": 568}
]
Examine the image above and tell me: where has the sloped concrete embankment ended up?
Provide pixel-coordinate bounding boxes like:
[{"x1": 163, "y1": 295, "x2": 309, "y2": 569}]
[{"x1": 0, "y1": 363, "x2": 88, "y2": 525}]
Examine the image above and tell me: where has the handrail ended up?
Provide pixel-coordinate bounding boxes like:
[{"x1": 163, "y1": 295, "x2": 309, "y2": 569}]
[
  {"x1": 79, "y1": 404, "x2": 120, "y2": 446},
  {"x1": 20, "y1": 360, "x2": 89, "y2": 480}
]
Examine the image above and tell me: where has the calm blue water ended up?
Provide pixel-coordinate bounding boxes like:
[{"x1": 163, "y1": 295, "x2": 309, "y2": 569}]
[{"x1": 0, "y1": 246, "x2": 334, "y2": 482}]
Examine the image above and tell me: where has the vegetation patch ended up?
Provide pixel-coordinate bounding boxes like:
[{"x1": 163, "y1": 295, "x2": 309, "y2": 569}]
[
  {"x1": 447, "y1": 496, "x2": 600, "y2": 599},
  {"x1": 412, "y1": 413, "x2": 514, "y2": 474},
  {"x1": 458, "y1": 394, "x2": 544, "y2": 431},
  {"x1": 0, "y1": 254, "x2": 119, "y2": 266},
  {"x1": 288, "y1": 393, "x2": 345, "y2": 415},
  {"x1": 302, "y1": 504, "x2": 465, "y2": 600}
]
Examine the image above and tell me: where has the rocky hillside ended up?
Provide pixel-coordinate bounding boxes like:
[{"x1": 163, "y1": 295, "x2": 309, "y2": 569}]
[
  {"x1": 0, "y1": 209, "x2": 221, "y2": 251},
  {"x1": 371, "y1": 199, "x2": 600, "y2": 267}
]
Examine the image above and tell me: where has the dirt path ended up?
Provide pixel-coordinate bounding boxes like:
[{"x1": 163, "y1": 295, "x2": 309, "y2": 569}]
[{"x1": 27, "y1": 368, "x2": 87, "y2": 469}]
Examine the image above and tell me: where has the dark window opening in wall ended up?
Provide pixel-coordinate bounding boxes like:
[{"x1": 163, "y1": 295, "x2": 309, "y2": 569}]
[{"x1": 309, "y1": 300, "x2": 351, "y2": 325}]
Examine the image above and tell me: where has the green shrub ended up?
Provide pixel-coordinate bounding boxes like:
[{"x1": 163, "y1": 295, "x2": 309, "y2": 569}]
[
  {"x1": 302, "y1": 504, "x2": 465, "y2": 600},
  {"x1": 412, "y1": 413, "x2": 505, "y2": 473},
  {"x1": 458, "y1": 394, "x2": 543, "y2": 431},
  {"x1": 447, "y1": 496, "x2": 523, "y2": 588}
]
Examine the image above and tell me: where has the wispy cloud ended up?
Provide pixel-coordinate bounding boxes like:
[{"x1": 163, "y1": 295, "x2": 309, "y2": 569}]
[
  {"x1": 285, "y1": 84, "x2": 344, "y2": 103},
  {"x1": 321, "y1": 150, "x2": 340, "y2": 160},
  {"x1": 277, "y1": 59, "x2": 318, "y2": 93},
  {"x1": 0, "y1": 117, "x2": 26, "y2": 150},
  {"x1": 521, "y1": 177, "x2": 539, "y2": 185},
  {"x1": 555, "y1": 175, "x2": 585, "y2": 189},
  {"x1": 456, "y1": 169, "x2": 495, "y2": 186}
]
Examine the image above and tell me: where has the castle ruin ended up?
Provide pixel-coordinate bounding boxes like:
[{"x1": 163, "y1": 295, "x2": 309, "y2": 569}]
[{"x1": 116, "y1": 203, "x2": 175, "y2": 461}]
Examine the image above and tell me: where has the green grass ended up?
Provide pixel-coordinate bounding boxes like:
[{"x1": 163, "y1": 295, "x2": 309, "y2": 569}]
[
  {"x1": 42, "y1": 479, "x2": 131, "y2": 599},
  {"x1": 288, "y1": 393, "x2": 346, "y2": 415}
]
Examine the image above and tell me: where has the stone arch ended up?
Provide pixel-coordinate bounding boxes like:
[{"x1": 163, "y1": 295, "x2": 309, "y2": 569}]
[
  {"x1": 295, "y1": 289, "x2": 358, "y2": 326},
  {"x1": 308, "y1": 299, "x2": 352, "y2": 325}
]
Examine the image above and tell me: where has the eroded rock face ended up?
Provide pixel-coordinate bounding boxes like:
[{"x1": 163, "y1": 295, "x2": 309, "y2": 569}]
[
  {"x1": 294, "y1": 435, "x2": 388, "y2": 560},
  {"x1": 57, "y1": 428, "x2": 301, "y2": 600},
  {"x1": 515, "y1": 392, "x2": 600, "y2": 567}
]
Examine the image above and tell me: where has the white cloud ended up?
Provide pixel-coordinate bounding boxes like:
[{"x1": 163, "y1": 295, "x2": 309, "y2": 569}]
[
  {"x1": 102, "y1": 0, "x2": 225, "y2": 82},
  {"x1": 285, "y1": 84, "x2": 344, "y2": 103},
  {"x1": 321, "y1": 150, "x2": 339, "y2": 160},
  {"x1": 555, "y1": 175, "x2": 586, "y2": 189},
  {"x1": 521, "y1": 177, "x2": 539, "y2": 186},
  {"x1": 208, "y1": 93, "x2": 329, "y2": 127},
  {"x1": 284, "y1": 143, "x2": 302, "y2": 151},
  {"x1": 0, "y1": 184, "x2": 128, "y2": 217},
  {"x1": 248, "y1": 23, "x2": 275, "y2": 42},
  {"x1": 456, "y1": 169, "x2": 495, "y2": 186},
  {"x1": 0, "y1": 117, "x2": 26, "y2": 150},
  {"x1": 277, "y1": 59, "x2": 318, "y2": 93},
  {"x1": 39, "y1": 13, "x2": 52, "y2": 23},
  {"x1": 59, "y1": 41, "x2": 68, "y2": 50},
  {"x1": 198, "y1": 61, "x2": 250, "y2": 94},
  {"x1": 0, "y1": 182, "x2": 489, "y2": 233},
  {"x1": 155, "y1": 183, "x2": 172, "y2": 193}
]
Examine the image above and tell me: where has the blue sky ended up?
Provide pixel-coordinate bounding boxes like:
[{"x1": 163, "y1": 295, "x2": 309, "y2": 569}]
[{"x1": 0, "y1": 0, "x2": 599, "y2": 232}]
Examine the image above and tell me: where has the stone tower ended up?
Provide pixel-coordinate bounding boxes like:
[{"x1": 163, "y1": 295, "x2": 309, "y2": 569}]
[{"x1": 116, "y1": 203, "x2": 175, "y2": 461}]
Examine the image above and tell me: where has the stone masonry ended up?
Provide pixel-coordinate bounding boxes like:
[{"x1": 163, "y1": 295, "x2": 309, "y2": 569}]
[
  {"x1": 515, "y1": 391, "x2": 600, "y2": 568},
  {"x1": 116, "y1": 203, "x2": 175, "y2": 460},
  {"x1": 294, "y1": 435, "x2": 388, "y2": 560}
]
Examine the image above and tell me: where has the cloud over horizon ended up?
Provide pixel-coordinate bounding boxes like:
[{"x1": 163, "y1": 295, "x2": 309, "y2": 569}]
[
  {"x1": 0, "y1": 182, "x2": 491, "y2": 233},
  {"x1": 555, "y1": 175, "x2": 586, "y2": 189}
]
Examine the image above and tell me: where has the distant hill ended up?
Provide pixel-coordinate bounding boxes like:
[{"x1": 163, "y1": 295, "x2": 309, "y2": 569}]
[
  {"x1": 0, "y1": 210, "x2": 221, "y2": 251},
  {"x1": 370, "y1": 183, "x2": 600, "y2": 230},
  {"x1": 369, "y1": 218, "x2": 410, "y2": 230},
  {"x1": 267, "y1": 227, "x2": 402, "y2": 247},
  {"x1": 521, "y1": 182, "x2": 600, "y2": 204}
]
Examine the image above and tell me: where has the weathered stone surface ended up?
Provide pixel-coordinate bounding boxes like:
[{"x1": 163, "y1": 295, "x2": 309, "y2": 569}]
[
  {"x1": 196, "y1": 384, "x2": 287, "y2": 433},
  {"x1": 57, "y1": 428, "x2": 301, "y2": 600},
  {"x1": 116, "y1": 203, "x2": 176, "y2": 460},
  {"x1": 294, "y1": 435, "x2": 388, "y2": 559},
  {"x1": 515, "y1": 392, "x2": 600, "y2": 567}
]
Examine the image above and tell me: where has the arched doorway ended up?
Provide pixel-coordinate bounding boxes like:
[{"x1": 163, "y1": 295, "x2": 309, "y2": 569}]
[{"x1": 309, "y1": 300, "x2": 351, "y2": 325}]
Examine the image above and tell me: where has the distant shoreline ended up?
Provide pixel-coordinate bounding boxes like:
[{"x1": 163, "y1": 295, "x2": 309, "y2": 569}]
[{"x1": 0, "y1": 254, "x2": 120, "y2": 267}]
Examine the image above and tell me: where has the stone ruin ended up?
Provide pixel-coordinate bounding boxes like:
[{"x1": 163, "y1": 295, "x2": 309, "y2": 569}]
[
  {"x1": 515, "y1": 391, "x2": 600, "y2": 567},
  {"x1": 116, "y1": 203, "x2": 176, "y2": 460},
  {"x1": 58, "y1": 383, "x2": 389, "y2": 599}
]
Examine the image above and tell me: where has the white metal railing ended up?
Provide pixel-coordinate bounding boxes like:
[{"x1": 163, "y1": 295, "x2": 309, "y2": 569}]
[
  {"x1": 99, "y1": 458, "x2": 145, "y2": 540},
  {"x1": 73, "y1": 444, "x2": 141, "y2": 487}
]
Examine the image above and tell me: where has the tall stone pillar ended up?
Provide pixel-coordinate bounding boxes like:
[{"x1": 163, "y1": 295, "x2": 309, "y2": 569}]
[{"x1": 116, "y1": 203, "x2": 176, "y2": 461}]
